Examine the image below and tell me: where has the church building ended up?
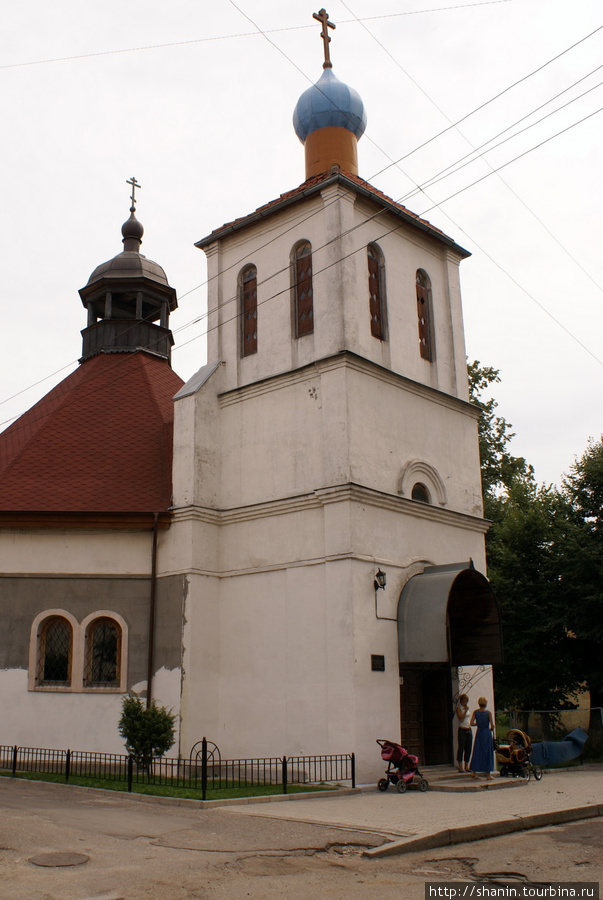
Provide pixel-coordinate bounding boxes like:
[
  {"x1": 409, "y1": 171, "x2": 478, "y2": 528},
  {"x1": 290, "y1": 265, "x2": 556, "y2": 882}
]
[{"x1": 0, "y1": 13, "x2": 501, "y2": 781}]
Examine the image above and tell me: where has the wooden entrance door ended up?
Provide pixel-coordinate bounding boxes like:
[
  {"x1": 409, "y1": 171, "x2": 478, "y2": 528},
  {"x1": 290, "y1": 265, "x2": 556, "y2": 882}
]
[
  {"x1": 399, "y1": 665, "x2": 453, "y2": 765},
  {"x1": 399, "y1": 667, "x2": 424, "y2": 760},
  {"x1": 422, "y1": 667, "x2": 453, "y2": 765}
]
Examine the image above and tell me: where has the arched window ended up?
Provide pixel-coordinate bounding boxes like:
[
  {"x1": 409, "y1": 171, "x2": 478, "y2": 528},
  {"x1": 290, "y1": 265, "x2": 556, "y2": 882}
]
[
  {"x1": 411, "y1": 482, "x2": 431, "y2": 503},
  {"x1": 399, "y1": 459, "x2": 447, "y2": 507},
  {"x1": 84, "y1": 617, "x2": 121, "y2": 687},
  {"x1": 240, "y1": 265, "x2": 258, "y2": 356},
  {"x1": 293, "y1": 241, "x2": 313, "y2": 337},
  {"x1": 367, "y1": 244, "x2": 387, "y2": 340},
  {"x1": 416, "y1": 270, "x2": 434, "y2": 361},
  {"x1": 37, "y1": 616, "x2": 72, "y2": 686}
]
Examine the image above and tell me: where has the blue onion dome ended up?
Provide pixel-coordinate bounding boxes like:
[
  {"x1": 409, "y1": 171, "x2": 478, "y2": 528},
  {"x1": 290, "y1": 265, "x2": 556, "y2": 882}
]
[{"x1": 293, "y1": 68, "x2": 367, "y2": 144}]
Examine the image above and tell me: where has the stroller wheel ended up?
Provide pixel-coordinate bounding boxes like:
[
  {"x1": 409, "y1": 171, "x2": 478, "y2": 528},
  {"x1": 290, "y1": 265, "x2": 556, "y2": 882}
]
[
  {"x1": 533, "y1": 766, "x2": 543, "y2": 781},
  {"x1": 522, "y1": 765, "x2": 531, "y2": 782},
  {"x1": 396, "y1": 779, "x2": 408, "y2": 793},
  {"x1": 377, "y1": 778, "x2": 389, "y2": 792},
  {"x1": 500, "y1": 764, "x2": 509, "y2": 777},
  {"x1": 418, "y1": 778, "x2": 429, "y2": 793}
]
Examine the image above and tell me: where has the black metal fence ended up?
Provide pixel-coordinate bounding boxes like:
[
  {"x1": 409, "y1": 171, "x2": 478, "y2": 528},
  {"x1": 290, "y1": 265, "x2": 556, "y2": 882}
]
[{"x1": 0, "y1": 740, "x2": 355, "y2": 801}]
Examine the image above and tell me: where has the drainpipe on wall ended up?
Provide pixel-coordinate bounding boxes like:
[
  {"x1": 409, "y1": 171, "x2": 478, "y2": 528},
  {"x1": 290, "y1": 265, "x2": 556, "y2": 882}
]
[{"x1": 146, "y1": 513, "x2": 159, "y2": 710}]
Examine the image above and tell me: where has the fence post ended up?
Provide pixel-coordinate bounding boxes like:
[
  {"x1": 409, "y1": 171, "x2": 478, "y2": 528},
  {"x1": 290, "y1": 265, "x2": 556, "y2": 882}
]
[
  {"x1": 12, "y1": 745, "x2": 18, "y2": 777},
  {"x1": 127, "y1": 755, "x2": 133, "y2": 792},
  {"x1": 351, "y1": 752, "x2": 356, "y2": 789},
  {"x1": 65, "y1": 749, "x2": 71, "y2": 783},
  {"x1": 201, "y1": 737, "x2": 207, "y2": 801},
  {"x1": 282, "y1": 756, "x2": 288, "y2": 795}
]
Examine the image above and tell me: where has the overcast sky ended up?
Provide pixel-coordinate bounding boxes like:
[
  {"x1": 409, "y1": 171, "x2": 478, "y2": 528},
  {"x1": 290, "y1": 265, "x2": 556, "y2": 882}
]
[{"x1": 1, "y1": 0, "x2": 601, "y2": 487}]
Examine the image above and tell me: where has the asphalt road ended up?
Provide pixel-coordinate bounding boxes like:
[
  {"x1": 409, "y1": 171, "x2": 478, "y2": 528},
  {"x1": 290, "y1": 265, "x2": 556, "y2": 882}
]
[{"x1": 1, "y1": 778, "x2": 601, "y2": 899}]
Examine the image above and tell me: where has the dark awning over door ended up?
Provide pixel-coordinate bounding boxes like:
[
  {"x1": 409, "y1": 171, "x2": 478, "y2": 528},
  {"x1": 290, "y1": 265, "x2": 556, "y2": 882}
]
[{"x1": 397, "y1": 562, "x2": 503, "y2": 666}]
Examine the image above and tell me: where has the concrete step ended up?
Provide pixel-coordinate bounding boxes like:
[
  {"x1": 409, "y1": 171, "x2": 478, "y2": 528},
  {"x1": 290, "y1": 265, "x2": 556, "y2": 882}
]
[{"x1": 417, "y1": 765, "x2": 527, "y2": 792}]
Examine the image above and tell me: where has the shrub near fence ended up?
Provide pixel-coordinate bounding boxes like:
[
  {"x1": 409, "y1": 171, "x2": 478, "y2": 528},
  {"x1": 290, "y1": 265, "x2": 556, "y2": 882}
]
[{"x1": 0, "y1": 741, "x2": 355, "y2": 800}]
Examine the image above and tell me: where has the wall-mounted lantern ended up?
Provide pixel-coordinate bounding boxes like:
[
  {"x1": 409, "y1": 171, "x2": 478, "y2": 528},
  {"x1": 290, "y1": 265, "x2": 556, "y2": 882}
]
[{"x1": 374, "y1": 569, "x2": 387, "y2": 591}]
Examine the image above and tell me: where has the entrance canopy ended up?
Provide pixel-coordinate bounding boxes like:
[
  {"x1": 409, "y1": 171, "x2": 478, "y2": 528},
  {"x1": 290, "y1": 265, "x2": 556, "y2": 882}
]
[{"x1": 397, "y1": 562, "x2": 503, "y2": 666}]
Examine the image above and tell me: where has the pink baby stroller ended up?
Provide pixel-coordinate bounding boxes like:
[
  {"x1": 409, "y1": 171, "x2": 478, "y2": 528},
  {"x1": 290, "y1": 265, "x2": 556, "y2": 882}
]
[{"x1": 376, "y1": 739, "x2": 429, "y2": 793}]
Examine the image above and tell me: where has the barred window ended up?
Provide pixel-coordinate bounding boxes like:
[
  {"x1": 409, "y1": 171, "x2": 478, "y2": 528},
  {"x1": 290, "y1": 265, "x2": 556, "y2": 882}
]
[
  {"x1": 240, "y1": 265, "x2": 258, "y2": 356},
  {"x1": 368, "y1": 244, "x2": 387, "y2": 340},
  {"x1": 293, "y1": 241, "x2": 314, "y2": 337},
  {"x1": 84, "y1": 618, "x2": 121, "y2": 687},
  {"x1": 38, "y1": 617, "x2": 72, "y2": 686}
]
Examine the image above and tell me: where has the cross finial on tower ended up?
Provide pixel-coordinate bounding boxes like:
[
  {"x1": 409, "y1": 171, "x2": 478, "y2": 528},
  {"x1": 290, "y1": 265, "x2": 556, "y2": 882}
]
[
  {"x1": 126, "y1": 176, "x2": 141, "y2": 212},
  {"x1": 313, "y1": 9, "x2": 335, "y2": 69}
]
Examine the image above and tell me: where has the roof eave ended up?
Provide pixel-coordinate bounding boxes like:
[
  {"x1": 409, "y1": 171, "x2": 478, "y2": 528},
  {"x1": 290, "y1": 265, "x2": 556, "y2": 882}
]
[
  {"x1": 194, "y1": 171, "x2": 470, "y2": 259},
  {"x1": 194, "y1": 173, "x2": 340, "y2": 249},
  {"x1": 0, "y1": 510, "x2": 173, "y2": 530}
]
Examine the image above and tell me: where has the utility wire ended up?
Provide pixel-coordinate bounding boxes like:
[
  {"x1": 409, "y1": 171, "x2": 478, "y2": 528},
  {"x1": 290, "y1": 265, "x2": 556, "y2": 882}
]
[
  {"x1": 169, "y1": 57, "x2": 603, "y2": 319},
  {"x1": 341, "y1": 0, "x2": 603, "y2": 294},
  {"x1": 417, "y1": 104, "x2": 603, "y2": 217},
  {"x1": 226, "y1": 0, "x2": 603, "y2": 365},
  {"x1": 3, "y1": 108, "x2": 602, "y2": 438},
  {"x1": 370, "y1": 21, "x2": 603, "y2": 178},
  {"x1": 401, "y1": 68, "x2": 603, "y2": 200},
  {"x1": 2, "y1": 4, "x2": 602, "y2": 421},
  {"x1": 0, "y1": 0, "x2": 517, "y2": 70}
]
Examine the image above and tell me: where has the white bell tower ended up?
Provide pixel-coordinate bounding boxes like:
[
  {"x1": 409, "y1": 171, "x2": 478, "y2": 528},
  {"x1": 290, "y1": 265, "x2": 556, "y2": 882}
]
[{"x1": 167, "y1": 10, "x2": 494, "y2": 779}]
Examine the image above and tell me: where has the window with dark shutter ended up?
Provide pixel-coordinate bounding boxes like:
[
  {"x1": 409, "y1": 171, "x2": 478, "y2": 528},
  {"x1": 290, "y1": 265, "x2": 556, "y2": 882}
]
[
  {"x1": 416, "y1": 270, "x2": 433, "y2": 361},
  {"x1": 368, "y1": 245, "x2": 386, "y2": 340},
  {"x1": 294, "y1": 242, "x2": 314, "y2": 337},
  {"x1": 241, "y1": 265, "x2": 258, "y2": 356}
]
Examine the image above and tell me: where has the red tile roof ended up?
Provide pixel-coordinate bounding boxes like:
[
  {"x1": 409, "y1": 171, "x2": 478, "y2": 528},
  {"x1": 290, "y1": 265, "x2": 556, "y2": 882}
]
[
  {"x1": 195, "y1": 169, "x2": 469, "y2": 257},
  {"x1": 0, "y1": 352, "x2": 184, "y2": 514}
]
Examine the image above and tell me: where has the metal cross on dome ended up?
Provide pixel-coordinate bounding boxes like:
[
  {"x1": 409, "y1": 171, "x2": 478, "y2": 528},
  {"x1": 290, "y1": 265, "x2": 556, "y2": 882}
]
[
  {"x1": 313, "y1": 8, "x2": 335, "y2": 69},
  {"x1": 126, "y1": 176, "x2": 141, "y2": 211}
]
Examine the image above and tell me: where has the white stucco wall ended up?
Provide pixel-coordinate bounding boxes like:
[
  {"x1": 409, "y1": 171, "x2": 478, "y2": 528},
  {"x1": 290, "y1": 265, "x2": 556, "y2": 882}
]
[
  {"x1": 203, "y1": 182, "x2": 469, "y2": 400},
  {"x1": 169, "y1": 176, "x2": 490, "y2": 782},
  {"x1": 1, "y1": 667, "x2": 128, "y2": 753},
  {"x1": 0, "y1": 531, "x2": 153, "y2": 576},
  {"x1": 2, "y1": 665, "x2": 182, "y2": 756}
]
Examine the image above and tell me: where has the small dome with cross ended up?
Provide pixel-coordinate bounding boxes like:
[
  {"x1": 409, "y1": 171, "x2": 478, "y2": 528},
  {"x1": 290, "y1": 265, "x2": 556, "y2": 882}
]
[{"x1": 293, "y1": 67, "x2": 367, "y2": 144}]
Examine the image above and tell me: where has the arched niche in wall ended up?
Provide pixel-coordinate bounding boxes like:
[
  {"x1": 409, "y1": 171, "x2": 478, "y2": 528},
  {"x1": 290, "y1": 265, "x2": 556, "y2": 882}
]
[{"x1": 398, "y1": 459, "x2": 447, "y2": 507}]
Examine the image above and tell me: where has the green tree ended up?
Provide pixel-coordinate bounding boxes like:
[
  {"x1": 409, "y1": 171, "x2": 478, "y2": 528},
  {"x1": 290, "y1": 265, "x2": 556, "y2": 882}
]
[
  {"x1": 118, "y1": 694, "x2": 176, "y2": 770},
  {"x1": 468, "y1": 361, "x2": 581, "y2": 709},
  {"x1": 485, "y1": 478, "x2": 581, "y2": 709},
  {"x1": 560, "y1": 437, "x2": 603, "y2": 713},
  {"x1": 469, "y1": 364, "x2": 602, "y2": 743},
  {"x1": 467, "y1": 360, "x2": 533, "y2": 514}
]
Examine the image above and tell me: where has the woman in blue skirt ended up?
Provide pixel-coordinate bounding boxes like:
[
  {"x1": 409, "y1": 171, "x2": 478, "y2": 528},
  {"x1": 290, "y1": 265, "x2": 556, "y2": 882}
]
[{"x1": 470, "y1": 697, "x2": 494, "y2": 780}]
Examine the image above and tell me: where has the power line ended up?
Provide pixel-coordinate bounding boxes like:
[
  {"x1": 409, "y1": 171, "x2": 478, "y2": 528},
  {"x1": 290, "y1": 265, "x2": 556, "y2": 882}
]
[
  {"x1": 3, "y1": 5, "x2": 602, "y2": 423},
  {"x1": 3, "y1": 124, "x2": 601, "y2": 436},
  {"x1": 339, "y1": 0, "x2": 603, "y2": 315},
  {"x1": 0, "y1": 0, "x2": 517, "y2": 71},
  {"x1": 417, "y1": 104, "x2": 603, "y2": 217},
  {"x1": 400, "y1": 67, "x2": 603, "y2": 201},
  {"x1": 369, "y1": 21, "x2": 603, "y2": 179},
  {"x1": 223, "y1": 0, "x2": 603, "y2": 365}
]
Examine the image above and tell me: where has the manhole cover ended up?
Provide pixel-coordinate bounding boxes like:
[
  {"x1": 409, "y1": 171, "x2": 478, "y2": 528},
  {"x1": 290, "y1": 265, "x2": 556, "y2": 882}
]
[{"x1": 29, "y1": 852, "x2": 90, "y2": 868}]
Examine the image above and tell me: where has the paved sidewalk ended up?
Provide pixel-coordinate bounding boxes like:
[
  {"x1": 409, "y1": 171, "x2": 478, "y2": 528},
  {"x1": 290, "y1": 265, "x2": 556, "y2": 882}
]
[{"x1": 221, "y1": 765, "x2": 603, "y2": 856}]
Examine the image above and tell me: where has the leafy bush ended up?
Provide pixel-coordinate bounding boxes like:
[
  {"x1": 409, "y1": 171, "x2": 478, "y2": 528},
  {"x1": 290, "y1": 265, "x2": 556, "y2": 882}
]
[{"x1": 118, "y1": 694, "x2": 175, "y2": 770}]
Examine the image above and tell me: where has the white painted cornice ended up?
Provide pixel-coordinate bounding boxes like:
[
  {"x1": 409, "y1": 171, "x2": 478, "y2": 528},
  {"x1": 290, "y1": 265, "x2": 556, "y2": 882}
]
[
  {"x1": 170, "y1": 482, "x2": 489, "y2": 533},
  {"x1": 218, "y1": 350, "x2": 478, "y2": 418}
]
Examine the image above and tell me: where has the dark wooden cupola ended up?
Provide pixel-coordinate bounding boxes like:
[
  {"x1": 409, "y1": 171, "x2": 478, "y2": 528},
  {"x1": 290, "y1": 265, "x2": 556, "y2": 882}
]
[{"x1": 79, "y1": 202, "x2": 177, "y2": 363}]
